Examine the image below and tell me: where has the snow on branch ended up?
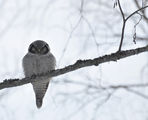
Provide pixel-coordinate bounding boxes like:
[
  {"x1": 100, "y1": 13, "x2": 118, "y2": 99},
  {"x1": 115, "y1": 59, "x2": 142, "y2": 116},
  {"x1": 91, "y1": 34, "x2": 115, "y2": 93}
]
[{"x1": 0, "y1": 44, "x2": 148, "y2": 90}]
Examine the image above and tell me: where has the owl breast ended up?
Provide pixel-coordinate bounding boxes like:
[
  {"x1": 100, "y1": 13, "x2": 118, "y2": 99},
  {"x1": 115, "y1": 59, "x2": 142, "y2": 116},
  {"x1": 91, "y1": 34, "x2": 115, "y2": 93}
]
[{"x1": 23, "y1": 53, "x2": 56, "y2": 77}]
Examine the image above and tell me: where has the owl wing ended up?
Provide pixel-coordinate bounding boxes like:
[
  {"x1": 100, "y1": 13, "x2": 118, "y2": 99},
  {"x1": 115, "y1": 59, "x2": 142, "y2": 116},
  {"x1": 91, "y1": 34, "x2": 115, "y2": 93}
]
[
  {"x1": 22, "y1": 53, "x2": 35, "y2": 77},
  {"x1": 48, "y1": 53, "x2": 56, "y2": 71}
]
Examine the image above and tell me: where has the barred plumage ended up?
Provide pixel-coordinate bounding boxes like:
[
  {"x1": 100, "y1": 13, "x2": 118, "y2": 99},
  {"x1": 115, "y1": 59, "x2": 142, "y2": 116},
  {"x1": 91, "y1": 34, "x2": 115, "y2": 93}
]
[{"x1": 23, "y1": 40, "x2": 56, "y2": 108}]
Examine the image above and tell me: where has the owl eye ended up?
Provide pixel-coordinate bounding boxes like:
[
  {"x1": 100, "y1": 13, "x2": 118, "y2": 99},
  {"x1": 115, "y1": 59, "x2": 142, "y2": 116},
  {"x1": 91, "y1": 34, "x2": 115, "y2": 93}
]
[
  {"x1": 29, "y1": 45, "x2": 37, "y2": 54},
  {"x1": 41, "y1": 45, "x2": 49, "y2": 54}
]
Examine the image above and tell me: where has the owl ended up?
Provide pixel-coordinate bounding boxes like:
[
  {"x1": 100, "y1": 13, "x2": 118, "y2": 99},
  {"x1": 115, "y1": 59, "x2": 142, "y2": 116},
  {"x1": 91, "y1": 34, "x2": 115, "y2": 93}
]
[{"x1": 23, "y1": 40, "x2": 56, "y2": 108}]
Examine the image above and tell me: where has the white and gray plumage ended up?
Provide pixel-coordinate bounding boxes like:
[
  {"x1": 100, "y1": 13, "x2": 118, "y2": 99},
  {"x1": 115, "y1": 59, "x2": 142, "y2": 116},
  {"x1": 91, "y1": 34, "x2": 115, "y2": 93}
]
[{"x1": 22, "y1": 40, "x2": 56, "y2": 108}]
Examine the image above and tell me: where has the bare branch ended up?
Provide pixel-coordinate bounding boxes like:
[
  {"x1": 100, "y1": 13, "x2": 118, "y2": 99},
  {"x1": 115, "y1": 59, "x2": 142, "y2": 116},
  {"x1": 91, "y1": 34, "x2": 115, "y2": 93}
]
[
  {"x1": 0, "y1": 44, "x2": 148, "y2": 90},
  {"x1": 126, "y1": 5, "x2": 148, "y2": 21},
  {"x1": 58, "y1": 0, "x2": 84, "y2": 66},
  {"x1": 117, "y1": 0, "x2": 126, "y2": 51},
  {"x1": 117, "y1": 0, "x2": 125, "y2": 20},
  {"x1": 117, "y1": 0, "x2": 148, "y2": 51},
  {"x1": 125, "y1": 88, "x2": 148, "y2": 99}
]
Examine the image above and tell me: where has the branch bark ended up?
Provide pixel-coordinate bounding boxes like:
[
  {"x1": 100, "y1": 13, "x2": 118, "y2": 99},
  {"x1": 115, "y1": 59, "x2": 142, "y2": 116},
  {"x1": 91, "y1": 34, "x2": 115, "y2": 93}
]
[{"x1": 0, "y1": 44, "x2": 148, "y2": 90}]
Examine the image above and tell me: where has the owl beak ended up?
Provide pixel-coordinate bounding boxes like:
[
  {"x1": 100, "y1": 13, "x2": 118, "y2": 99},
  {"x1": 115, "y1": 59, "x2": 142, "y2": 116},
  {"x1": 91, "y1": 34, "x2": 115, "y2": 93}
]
[{"x1": 38, "y1": 49, "x2": 41, "y2": 54}]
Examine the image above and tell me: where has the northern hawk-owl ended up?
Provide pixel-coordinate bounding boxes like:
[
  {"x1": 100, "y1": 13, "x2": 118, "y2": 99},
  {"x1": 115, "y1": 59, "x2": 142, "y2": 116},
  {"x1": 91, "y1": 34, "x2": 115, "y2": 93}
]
[{"x1": 23, "y1": 40, "x2": 56, "y2": 108}]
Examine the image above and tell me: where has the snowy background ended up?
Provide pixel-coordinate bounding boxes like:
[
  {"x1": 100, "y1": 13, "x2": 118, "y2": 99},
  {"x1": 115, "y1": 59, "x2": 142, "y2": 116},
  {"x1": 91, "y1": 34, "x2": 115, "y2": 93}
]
[{"x1": 0, "y1": 0, "x2": 148, "y2": 120}]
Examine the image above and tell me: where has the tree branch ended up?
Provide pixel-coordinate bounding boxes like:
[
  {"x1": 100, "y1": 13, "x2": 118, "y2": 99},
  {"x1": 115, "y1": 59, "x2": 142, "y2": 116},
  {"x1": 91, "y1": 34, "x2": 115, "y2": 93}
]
[
  {"x1": 117, "y1": 0, "x2": 126, "y2": 51},
  {"x1": 117, "y1": 0, "x2": 148, "y2": 51},
  {"x1": 0, "y1": 44, "x2": 148, "y2": 90},
  {"x1": 126, "y1": 5, "x2": 148, "y2": 21}
]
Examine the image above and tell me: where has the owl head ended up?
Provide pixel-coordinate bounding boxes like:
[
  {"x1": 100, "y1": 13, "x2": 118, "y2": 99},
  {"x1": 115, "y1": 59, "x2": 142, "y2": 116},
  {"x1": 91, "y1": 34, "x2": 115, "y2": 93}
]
[{"x1": 28, "y1": 40, "x2": 50, "y2": 55}]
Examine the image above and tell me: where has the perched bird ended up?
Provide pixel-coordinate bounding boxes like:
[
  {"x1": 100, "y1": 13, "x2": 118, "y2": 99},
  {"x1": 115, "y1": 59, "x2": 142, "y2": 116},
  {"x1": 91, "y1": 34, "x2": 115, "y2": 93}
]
[{"x1": 22, "y1": 40, "x2": 56, "y2": 108}]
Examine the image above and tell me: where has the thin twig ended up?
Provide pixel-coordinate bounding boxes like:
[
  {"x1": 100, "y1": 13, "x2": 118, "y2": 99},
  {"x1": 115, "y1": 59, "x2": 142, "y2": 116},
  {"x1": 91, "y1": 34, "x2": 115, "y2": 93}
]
[
  {"x1": 117, "y1": 0, "x2": 148, "y2": 51},
  {"x1": 126, "y1": 5, "x2": 148, "y2": 21},
  {"x1": 117, "y1": 0, "x2": 126, "y2": 51}
]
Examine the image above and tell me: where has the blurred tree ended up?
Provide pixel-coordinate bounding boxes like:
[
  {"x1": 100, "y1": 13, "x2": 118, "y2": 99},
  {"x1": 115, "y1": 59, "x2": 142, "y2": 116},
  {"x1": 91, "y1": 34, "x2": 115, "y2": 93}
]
[{"x1": 0, "y1": 0, "x2": 148, "y2": 120}]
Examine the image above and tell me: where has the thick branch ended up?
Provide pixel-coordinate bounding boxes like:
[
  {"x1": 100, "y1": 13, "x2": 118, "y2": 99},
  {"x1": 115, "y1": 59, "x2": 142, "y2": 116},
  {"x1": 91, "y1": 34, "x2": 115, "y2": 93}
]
[{"x1": 0, "y1": 45, "x2": 148, "y2": 90}]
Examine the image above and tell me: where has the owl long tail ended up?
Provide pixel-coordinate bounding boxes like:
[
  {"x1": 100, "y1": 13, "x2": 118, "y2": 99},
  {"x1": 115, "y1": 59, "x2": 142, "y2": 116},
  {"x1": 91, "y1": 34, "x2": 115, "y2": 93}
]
[
  {"x1": 36, "y1": 97, "x2": 43, "y2": 108},
  {"x1": 32, "y1": 81, "x2": 49, "y2": 109}
]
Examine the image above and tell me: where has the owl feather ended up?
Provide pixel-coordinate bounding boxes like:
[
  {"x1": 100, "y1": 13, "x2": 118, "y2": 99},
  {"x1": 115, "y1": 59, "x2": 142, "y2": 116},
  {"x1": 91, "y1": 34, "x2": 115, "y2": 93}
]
[{"x1": 23, "y1": 40, "x2": 56, "y2": 108}]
